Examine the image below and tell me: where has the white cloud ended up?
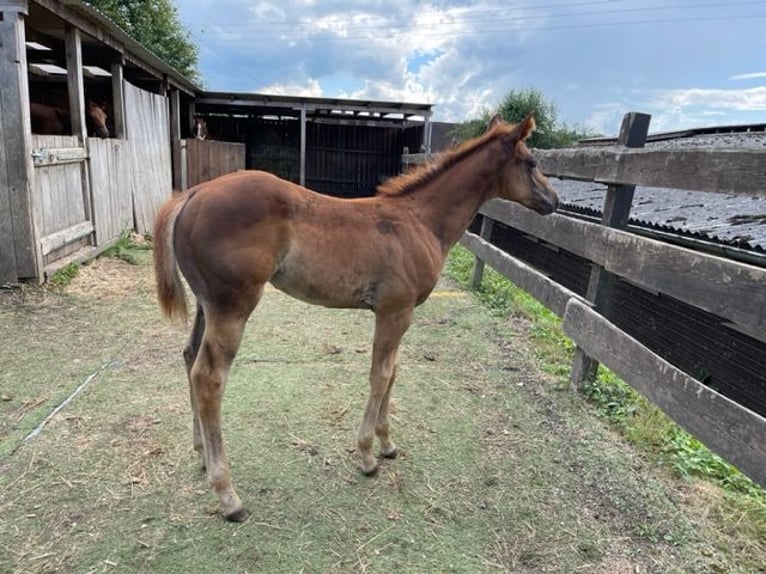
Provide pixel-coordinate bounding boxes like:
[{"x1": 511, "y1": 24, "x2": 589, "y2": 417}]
[
  {"x1": 730, "y1": 72, "x2": 766, "y2": 81},
  {"x1": 258, "y1": 78, "x2": 323, "y2": 97},
  {"x1": 647, "y1": 87, "x2": 766, "y2": 112},
  {"x1": 179, "y1": 1, "x2": 766, "y2": 130}
]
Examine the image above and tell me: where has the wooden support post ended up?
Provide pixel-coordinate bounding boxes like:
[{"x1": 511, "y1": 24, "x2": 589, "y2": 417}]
[
  {"x1": 299, "y1": 106, "x2": 307, "y2": 187},
  {"x1": 0, "y1": 0, "x2": 42, "y2": 282},
  {"x1": 65, "y1": 26, "x2": 86, "y2": 139},
  {"x1": 471, "y1": 215, "x2": 494, "y2": 290},
  {"x1": 110, "y1": 57, "x2": 125, "y2": 139},
  {"x1": 188, "y1": 101, "x2": 197, "y2": 137},
  {"x1": 169, "y1": 88, "x2": 182, "y2": 190},
  {"x1": 571, "y1": 112, "x2": 651, "y2": 389}
]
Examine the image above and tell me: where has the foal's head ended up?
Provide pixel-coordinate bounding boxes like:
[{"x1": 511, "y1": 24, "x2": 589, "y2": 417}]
[
  {"x1": 87, "y1": 101, "x2": 109, "y2": 138},
  {"x1": 490, "y1": 114, "x2": 558, "y2": 215}
]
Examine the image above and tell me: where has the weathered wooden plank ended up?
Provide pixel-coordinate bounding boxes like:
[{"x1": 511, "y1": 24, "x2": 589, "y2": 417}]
[
  {"x1": 125, "y1": 81, "x2": 172, "y2": 233},
  {"x1": 89, "y1": 138, "x2": 132, "y2": 245},
  {"x1": 562, "y1": 298, "x2": 766, "y2": 489},
  {"x1": 65, "y1": 26, "x2": 87, "y2": 140},
  {"x1": 471, "y1": 216, "x2": 493, "y2": 289},
  {"x1": 480, "y1": 199, "x2": 766, "y2": 330},
  {"x1": 570, "y1": 112, "x2": 651, "y2": 387},
  {"x1": 111, "y1": 59, "x2": 126, "y2": 139},
  {"x1": 480, "y1": 200, "x2": 607, "y2": 263},
  {"x1": 460, "y1": 231, "x2": 586, "y2": 317},
  {"x1": 405, "y1": 146, "x2": 766, "y2": 198},
  {"x1": 536, "y1": 147, "x2": 766, "y2": 197},
  {"x1": 1, "y1": 6, "x2": 41, "y2": 281},
  {"x1": 602, "y1": 227, "x2": 766, "y2": 330},
  {"x1": 40, "y1": 221, "x2": 94, "y2": 256}
]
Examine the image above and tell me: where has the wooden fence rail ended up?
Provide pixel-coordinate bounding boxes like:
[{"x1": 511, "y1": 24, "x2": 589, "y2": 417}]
[{"x1": 404, "y1": 111, "x2": 766, "y2": 489}]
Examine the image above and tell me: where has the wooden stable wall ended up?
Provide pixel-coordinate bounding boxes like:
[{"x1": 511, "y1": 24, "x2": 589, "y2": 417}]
[
  {"x1": 26, "y1": 81, "x2": 171, "y2": 276},
  {"x1": 404, "y1": 113, "x2": 766, "y2": 490},
  {"x1": 183, "y1": 139, "x2": 245, "y2": 189}
]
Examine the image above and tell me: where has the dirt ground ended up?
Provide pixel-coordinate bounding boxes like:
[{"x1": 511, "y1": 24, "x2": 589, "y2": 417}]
[{"x1": 0, "y1": 251, "x2": 762, "y2": 573}]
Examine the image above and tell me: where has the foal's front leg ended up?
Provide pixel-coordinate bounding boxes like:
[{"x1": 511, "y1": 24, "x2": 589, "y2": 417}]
[{"x1": 358, "y1": 309, "x2": 413, "y2": 475}]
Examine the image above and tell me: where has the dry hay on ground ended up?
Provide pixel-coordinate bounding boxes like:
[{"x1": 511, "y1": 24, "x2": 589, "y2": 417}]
[{"x1": 67, "y1": 257, "x2": 149, "y2": 300}]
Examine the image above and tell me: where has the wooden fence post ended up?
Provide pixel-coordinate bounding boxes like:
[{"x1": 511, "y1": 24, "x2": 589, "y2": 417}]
[
  {"x1": 471, "y1": 215, "x2": 494, "y2": 289},
  {"x1": 570, "y1": 112, "x2": 651, "y2": 390}
]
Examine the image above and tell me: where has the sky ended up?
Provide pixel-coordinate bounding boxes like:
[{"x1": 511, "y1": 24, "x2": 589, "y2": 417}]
[{"x1": 174, "y1": 0, "x2": 766, "y2": 136}]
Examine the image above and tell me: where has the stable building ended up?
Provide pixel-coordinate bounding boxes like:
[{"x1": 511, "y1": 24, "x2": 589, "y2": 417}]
[{"x1": 0, "y1": 0, "x2": 434, "y2": 284}]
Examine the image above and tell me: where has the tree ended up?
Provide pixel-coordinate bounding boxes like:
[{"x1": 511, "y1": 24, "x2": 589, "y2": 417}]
[
  {"x1": 85, "y1": 0, "x2": 201, "y2": 84},
  {"x1": 451, "y1": 88, "x2": 596, "y2": 149}
]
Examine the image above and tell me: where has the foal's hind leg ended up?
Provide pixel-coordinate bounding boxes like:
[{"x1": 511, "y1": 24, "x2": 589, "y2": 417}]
[
  {"x1": 358, "y1": 309, "x2": 413, "y2": 475},
  {"x1": 183, "y1": 305, "x2": 205, "y2": 463},
  {"x1": 191, "y1": 307, "x2": 251, "y2": 521}
]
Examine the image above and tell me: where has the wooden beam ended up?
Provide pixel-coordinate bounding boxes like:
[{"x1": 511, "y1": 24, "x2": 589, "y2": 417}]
[
  {"x1": 65, "y1": 25, "x2": 86, "y2": 139},
  {"x1": 299, "y1": 106, "x2": 307, "y2": 187},
  {"x1": 40, "y1": 221, "x2": 94, "y2": 256},
  {"x1": 169, "y1": 88, "x2": 182, "y2": 189},
  {"x1": 479, "y1": 200, "x2": 766, "y2": 331},
  {"x1": 563, "y1": 298, "x2": 766, "y2": 489},
  {"x1": 537, "y1": 147, "x2": 766, "y2": 198},
  {"x1": 32, "y1": 0, "x2": 196, "y2": 95},
  {"x1": 460, "y1": 231, "x2": 587, "y2": 317},
  {"x1": 0, "y1": 2, "x2": 43, "y2": 281},
  {"x1": 471, "y1": 216, "x2": 493, "y2": 289},
  {"x1": 111, "y1": 58, "x2": 125, "y2": 139},
  {"x1": 571, "y1": 112, "x2": 650, "y2": 387}
]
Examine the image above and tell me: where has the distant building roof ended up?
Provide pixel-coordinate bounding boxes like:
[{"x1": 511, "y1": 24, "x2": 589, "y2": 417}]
[
  {"x1": 557, "y1": 127, "x2": 766, "y2": 261},
  {"x1": 430, "y1": 121, "x2": 459, "y2": 152}
]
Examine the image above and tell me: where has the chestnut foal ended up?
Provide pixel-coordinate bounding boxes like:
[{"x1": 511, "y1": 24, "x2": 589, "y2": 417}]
[{"x1": 154, "y1": 114, "x2": 558, "y2": 520}]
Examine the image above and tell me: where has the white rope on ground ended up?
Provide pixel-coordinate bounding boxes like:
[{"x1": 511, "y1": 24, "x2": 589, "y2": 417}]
[{"x1": 22, "y1": 337, "x2": 135, "y2": 443}]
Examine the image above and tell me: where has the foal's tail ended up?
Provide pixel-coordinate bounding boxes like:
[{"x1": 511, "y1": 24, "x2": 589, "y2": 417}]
[{"x1": 153, "y1": 193, "x2": 190, "y2": 323}]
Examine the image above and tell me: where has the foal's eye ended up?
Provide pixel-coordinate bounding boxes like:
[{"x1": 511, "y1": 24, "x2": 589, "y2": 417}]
[{"x1": 527, "y1": 159, "x2": 539, "y2": 170}]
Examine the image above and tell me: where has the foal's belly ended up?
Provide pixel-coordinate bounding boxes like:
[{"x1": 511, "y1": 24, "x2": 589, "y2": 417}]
[{"x1": 269, "y1": 266, "x2": 375, "y2": 310}]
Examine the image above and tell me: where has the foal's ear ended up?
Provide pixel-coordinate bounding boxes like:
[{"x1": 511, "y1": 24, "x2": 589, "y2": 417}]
[
  {"x1": 486, "y1": 113, "x2": 503, "y2": 132},
  {"x1": 506, "y1": 113, "x2": 536, "y2": 144}
]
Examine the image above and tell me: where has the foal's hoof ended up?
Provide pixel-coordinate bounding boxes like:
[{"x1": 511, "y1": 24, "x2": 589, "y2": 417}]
[
  {"x1": 223, "y1": 507, "x2": 250, "y2": 523},
  {"x1": 360, "y1": 464, "x2": 379, "y2": 477},
  {"x1": 381, "y1": 447, "x2": 398, "y2": 460}
]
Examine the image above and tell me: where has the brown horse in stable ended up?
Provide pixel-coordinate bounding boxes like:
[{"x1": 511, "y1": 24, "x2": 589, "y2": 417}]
[
  {"x1": 153, "y1": 114, "x2": 558, "y2": 521},
  {"x1": 30, "y1": 100, "x2": 109, "y2": 138}
]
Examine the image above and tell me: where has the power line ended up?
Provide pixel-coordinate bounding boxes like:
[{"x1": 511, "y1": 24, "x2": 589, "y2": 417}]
[
  {"x1": 197, "y1": 0, "x2": 766, "y2": 37},
  {"x1": 199, "y1": 9, "x2": 766, "y2": 45}
]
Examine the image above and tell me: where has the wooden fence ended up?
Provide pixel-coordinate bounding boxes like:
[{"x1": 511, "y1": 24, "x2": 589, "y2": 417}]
[
  {"x1": 182, "y1": 139, "x2": 246, "y2": 190},
  {"x1": 404, "y1": 112, "x2": 766, "y2": 489}
]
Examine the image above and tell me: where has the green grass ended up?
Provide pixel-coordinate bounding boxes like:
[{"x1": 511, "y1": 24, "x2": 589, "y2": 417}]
[
  {"x1": 48, "y1": 262, "x2": 80, "y2": 290},
  {"x1": 101, "y1": 231, "x2": 153, "y2": 265},
  {"x1": 445, "y1": 244, "x2": 766, "y2": 567},
  {"x1": 3, "y1": 246, "x2": 757, "y2": 572}
]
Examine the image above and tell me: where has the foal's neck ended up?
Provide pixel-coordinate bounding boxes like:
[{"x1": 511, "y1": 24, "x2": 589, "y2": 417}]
[{"x1": 410, "y1": 138, "x2": 504, "y2": 253}]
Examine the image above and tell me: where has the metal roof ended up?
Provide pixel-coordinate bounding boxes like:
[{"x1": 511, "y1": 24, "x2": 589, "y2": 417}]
[
  {"x1": 554, "y1": 130, "x2": 766, "y2": 261},
  {"x1": 195, "y1": 91, "x2": 433, "y2": 119}
]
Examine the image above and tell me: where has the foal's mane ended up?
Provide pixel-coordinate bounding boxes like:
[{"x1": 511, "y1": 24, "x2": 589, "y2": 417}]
[{"x1": 376, "y1": 121, "x2": 513, "y2": 197}]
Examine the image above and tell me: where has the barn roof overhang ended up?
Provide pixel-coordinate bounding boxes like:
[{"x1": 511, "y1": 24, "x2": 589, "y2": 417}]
[
  {"x1": 195, "y1": 91, "x2": 434, "y2": 125},
  {"x1": 25, "y1": 0, "x2": 200, "y2": 96}
]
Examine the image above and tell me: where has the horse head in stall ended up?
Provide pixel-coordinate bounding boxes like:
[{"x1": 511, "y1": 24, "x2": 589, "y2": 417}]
[
  {"x1": 29, "y1": 99, "x2": 109, "y2": 138},
  {"x1": 192, "y1": 116, "x2": 208, "y2": 140},
  {"x1": 86, "y1": 101, "x2": 109, "y2": 138}
]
